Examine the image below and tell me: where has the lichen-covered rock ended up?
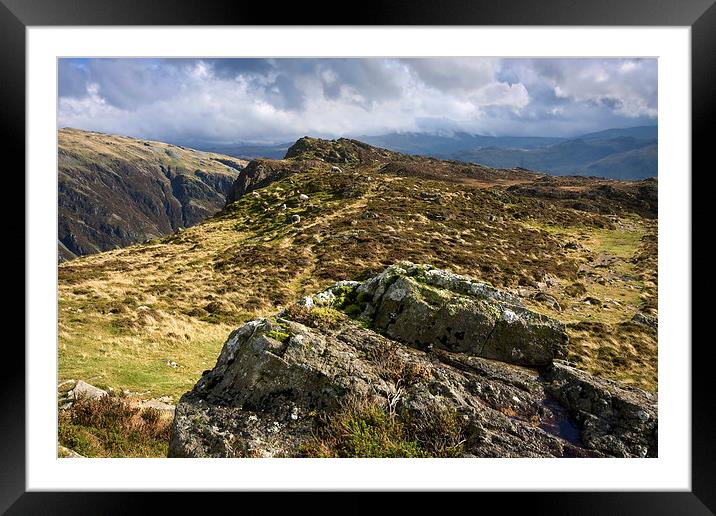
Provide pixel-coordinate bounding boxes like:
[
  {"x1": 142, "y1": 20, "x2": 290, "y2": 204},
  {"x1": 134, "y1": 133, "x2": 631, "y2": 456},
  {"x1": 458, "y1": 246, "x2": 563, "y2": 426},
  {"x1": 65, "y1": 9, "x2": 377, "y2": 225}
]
[
  {"x1": 357, "y1": 262, "x2": 568, "y2": 366},
  {"x1": 169, "y1": 263, "x2": 657, "y2": 459},
  {"x1": 169, "y1": 317, "x2": 393, "y2": 457},
  {"x1": 170, "y1": 316, "x2": 592, "y2": 458}
]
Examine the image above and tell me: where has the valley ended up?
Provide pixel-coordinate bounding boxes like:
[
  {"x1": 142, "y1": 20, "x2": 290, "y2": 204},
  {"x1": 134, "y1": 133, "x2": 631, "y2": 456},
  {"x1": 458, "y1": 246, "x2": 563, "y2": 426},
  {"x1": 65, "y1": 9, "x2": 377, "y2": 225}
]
[{"x1": 58, "y1": 128, "x2": 247, "y2": 261}]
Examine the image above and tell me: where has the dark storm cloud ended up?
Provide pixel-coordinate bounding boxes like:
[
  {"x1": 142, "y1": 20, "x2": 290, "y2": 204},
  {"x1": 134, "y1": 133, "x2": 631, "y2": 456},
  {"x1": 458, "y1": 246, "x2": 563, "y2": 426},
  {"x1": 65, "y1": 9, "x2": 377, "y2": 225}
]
[
  {"x1": 58, "y1": 57, "x2": 657, "y2": 144},
  {"x1": 206, "y1": 58, "x2": 404, "y2": 109},
  {"x1": 402, "y1": 58, "x2": 499, "y2": 93}
]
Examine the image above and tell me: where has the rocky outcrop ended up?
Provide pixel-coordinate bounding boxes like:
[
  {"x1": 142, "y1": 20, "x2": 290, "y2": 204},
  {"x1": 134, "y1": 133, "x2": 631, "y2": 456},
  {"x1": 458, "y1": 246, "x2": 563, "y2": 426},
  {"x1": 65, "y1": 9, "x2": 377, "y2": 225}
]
[
  {"x1": 543, "y1": 363, "x2": 657, "y2": 457},
  {"x1": 506, "y1": 176, "x2": 658, "y2": 219},
  {"x1": 224, "y1": 159, "x2": 304, "y2": 205},
  {"x1": 224, "y1": 137, "x2": 400, "y2": 205},
  {"x1": 66, "y1": 380, "x2": 108, "y2": 402},
  {"x1": 354, "y1": 263, "x2": 568, "y2": 366},
  {"x1": 169, "y1": 263, "x2": 657, "y2": 458},
  {"x1": 284, "y1": 136, "x2": 399, "y2": 164}
]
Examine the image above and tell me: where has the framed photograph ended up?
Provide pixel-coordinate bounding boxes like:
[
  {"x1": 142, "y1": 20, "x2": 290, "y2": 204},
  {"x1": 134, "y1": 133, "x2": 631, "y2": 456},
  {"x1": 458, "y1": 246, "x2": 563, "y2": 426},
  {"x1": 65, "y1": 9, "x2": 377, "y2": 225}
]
[{"x1": 8, "y1": 0, "x2": 710, "y2": 512}]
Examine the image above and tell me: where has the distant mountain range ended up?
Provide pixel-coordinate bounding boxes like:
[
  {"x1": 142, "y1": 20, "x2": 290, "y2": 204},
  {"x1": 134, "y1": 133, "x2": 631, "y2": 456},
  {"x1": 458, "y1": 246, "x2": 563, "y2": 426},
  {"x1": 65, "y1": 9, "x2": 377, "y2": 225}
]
[{"x1": 183, "y1": 125, "x2": 657, "y2": 180}]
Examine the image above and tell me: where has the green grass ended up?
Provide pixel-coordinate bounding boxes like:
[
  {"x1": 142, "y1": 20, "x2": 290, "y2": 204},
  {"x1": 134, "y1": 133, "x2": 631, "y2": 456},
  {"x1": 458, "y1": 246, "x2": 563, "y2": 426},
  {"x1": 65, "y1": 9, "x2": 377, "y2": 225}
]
[
  {"x1": 58, "y1": 316, "x2": 227, "y2": 399},
  {"x1": 300, "y1": 396, "x2": 465, "y2": 458},
  {"x1": 588, "y1": 227, "x2": 646, "y2": 260},
  {"x1": 524, "y1": 220, "x2": 646, "y2": 261}
]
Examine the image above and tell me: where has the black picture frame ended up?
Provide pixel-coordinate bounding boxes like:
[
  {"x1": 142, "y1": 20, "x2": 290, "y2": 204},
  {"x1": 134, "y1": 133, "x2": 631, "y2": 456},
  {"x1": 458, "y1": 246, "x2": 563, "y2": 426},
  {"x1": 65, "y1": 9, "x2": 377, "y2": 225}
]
[{"x1": 5, "y1": 0, "x2": 711, "y2": 513}]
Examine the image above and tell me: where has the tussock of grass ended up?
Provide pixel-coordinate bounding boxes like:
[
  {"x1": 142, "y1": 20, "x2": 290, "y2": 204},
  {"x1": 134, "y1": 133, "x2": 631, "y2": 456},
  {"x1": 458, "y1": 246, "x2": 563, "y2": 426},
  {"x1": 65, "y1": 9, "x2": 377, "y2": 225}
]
[
  {"x1": 58, "y1": 394, "x2": 171, "y2": 458},
  {"x1": 566, "y1": 321, "x2": 657, "y2": 391},
  {"x1": 300, "y1": 395, "x2": 466, "y2": 458}
]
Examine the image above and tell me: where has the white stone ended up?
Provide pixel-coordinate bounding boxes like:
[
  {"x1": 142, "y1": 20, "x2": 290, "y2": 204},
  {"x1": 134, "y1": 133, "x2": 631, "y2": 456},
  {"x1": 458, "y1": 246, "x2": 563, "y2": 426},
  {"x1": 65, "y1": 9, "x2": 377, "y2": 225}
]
[
  {"x1": 502, "y1": 309, "x2": 518, "y2": 323},
  {"x1": 70, "y1": 380, "x2": 108, "y2": 401}
]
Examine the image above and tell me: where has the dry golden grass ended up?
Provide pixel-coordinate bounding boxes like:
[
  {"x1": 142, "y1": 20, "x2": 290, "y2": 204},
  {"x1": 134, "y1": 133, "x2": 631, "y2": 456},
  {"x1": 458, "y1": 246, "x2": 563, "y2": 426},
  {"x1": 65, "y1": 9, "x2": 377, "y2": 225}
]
[
  {"x1": 519, "y1": 217, "x2": 657, "y2": 390},
  {"x1": 59, "y1": 163, "x2": 658, "y2": 401},
  {"x1": 59, "y1": 127, "x2": 246, "y2": 181}
]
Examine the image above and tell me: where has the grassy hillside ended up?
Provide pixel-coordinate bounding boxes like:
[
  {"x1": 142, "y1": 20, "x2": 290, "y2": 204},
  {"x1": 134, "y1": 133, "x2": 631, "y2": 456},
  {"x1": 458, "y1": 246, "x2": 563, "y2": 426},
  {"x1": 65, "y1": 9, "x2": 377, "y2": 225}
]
[
  {"x1": 580, "y1": 144, "x2": 657, "y2": 180},
  {"x1": 58, "y1": 128, "x2": 247, "y2": 260},
  {"x1": 58, "y1": 138, "x2": 658, "y2": 415}
]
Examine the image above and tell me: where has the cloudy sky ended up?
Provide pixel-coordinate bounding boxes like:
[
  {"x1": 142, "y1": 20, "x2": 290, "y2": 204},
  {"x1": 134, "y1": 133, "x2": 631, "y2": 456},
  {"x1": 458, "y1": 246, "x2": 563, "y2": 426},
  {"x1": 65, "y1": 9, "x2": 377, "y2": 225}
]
[{"x1": 58, "y1": 58, "x2": 657, "y2": 144}]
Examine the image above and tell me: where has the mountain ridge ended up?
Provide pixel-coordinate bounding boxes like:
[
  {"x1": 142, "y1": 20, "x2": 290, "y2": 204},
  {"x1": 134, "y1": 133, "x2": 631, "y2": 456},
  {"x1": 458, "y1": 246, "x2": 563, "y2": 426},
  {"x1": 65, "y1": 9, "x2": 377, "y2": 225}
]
[
  {"x1": 58, "y1": 128, "x2": 248, "y2": 261},
  {"x1": 176, "y1": 125, "x2": 657, "y2": 180}
]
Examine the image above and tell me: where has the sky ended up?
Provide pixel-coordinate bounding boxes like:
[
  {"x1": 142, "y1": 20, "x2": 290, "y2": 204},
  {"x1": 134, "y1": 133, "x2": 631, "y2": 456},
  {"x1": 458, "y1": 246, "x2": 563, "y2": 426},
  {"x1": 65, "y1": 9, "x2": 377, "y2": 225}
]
[{"x1": 58, "y1": 58, "x2": 657, "y2": 145}]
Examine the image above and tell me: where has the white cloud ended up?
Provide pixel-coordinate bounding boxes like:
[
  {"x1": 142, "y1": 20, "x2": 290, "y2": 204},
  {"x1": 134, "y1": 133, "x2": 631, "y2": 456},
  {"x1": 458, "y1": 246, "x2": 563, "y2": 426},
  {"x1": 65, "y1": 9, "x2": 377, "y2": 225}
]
[
  {"x1": 537, "y1": 59, "x2": 657, "y2": 118},
  {"x1": 57, "y1": 57, "x2": 657, "y2": 143}
]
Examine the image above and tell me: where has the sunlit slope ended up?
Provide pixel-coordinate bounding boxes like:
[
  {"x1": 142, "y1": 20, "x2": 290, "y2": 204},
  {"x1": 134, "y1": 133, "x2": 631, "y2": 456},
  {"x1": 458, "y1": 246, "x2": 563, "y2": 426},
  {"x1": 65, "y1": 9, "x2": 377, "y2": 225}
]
[{"x1": 58, "y1": 138, "x2": 657, "y2": 401}]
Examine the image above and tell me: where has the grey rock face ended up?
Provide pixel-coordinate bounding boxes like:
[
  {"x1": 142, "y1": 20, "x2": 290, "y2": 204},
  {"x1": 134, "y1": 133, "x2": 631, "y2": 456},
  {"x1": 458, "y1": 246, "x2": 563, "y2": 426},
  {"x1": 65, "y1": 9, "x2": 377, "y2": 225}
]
[
  {"x1": 631, "y1": 311, "x2": 658, "y2": 331},
  {"x1": 169, "y1": 263, "x2": 657, "y2": 459},
  {"x1": 543, "y1": 362, "x2": 658, "y2": 458},
  {"x1": 356, "y1": 263, "x2": 568, "y2": 366},
  {"x1": 225, "y1": 159, "x2": 303, "y2": 204}
]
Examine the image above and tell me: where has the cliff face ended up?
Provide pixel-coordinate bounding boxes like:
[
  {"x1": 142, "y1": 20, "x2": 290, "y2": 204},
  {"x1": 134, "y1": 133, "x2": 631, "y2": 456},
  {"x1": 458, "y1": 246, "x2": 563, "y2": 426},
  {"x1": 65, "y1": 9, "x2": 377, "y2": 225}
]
[
  {"x1": 58, "y1": 128, "x2": 247, "y2": 260},
  {"x1": 224, "y1": 159, "x2": 304, "y2": 205}
]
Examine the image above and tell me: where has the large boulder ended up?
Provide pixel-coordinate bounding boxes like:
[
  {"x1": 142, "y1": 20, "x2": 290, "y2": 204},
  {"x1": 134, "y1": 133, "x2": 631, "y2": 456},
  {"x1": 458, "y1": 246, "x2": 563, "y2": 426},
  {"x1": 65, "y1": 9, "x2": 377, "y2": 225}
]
[
  {"x1": 169, "y1": 263, "x2": 657, "y2": 458},
  {"x1": 356, "y1": 262, "x2": 568, "y2": 366},
  {"x1": 68, "y1": 380, "x2": 108, "y2": 402},
  {"x1": 170, "y1": 316, "x2": 591, "y2": 458}
]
